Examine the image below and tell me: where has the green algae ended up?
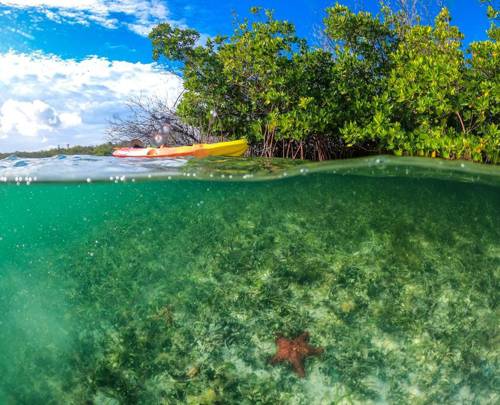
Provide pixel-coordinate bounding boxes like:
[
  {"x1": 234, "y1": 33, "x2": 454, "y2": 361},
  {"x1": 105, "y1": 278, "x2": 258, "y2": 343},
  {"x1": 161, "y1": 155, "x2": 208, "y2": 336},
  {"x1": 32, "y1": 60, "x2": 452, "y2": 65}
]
[{"x1": 0, "y1": 163, "x2": 499, "y2": 404}]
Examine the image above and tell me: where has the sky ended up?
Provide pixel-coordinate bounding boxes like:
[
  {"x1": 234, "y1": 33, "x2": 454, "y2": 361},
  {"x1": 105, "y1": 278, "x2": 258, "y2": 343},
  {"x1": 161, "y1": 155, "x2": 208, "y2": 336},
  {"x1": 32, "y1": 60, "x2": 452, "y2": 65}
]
[{"x1": 0, "y1": 0, "x2": 494, "y2": 152}]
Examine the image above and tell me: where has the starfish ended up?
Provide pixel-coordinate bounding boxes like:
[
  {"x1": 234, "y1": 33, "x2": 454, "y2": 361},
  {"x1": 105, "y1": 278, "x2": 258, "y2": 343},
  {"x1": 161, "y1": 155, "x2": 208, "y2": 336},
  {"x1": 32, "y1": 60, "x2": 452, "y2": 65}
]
[{"x1": 269, "y1": 331, "x2": 324, "y2": 378}]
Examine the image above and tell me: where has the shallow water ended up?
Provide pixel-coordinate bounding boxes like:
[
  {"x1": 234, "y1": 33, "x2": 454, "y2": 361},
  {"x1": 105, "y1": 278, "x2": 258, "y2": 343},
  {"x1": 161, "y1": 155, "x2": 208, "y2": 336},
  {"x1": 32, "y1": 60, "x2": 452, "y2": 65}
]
[{"x1": 0, "y1": 156, "x2": 499, "y2": 404}]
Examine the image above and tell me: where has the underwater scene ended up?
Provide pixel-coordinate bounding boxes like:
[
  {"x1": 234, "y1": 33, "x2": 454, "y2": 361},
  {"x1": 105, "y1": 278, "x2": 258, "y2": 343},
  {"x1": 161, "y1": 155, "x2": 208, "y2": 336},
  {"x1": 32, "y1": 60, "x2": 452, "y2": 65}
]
[{"x1": 0, "y1": 156, "x2": 499, "y2": 404}]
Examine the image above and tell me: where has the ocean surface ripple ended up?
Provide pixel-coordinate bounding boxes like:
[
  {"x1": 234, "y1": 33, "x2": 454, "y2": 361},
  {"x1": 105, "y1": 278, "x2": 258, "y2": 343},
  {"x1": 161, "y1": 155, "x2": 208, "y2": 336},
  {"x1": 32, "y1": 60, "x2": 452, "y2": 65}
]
[{"x1": 0, "y1": 154, "x2": 499, "y2": 186}]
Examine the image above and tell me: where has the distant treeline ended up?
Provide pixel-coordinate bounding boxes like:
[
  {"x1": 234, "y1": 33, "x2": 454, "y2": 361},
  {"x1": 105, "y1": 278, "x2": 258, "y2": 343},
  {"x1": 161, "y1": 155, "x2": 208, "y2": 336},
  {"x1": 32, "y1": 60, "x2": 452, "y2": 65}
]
[
  {"x1": 0, "y1": 143, "x2": 115, "y2": 159},
  {"x1": 148, "y1": 1, "x2": 499, "y2": 163}
]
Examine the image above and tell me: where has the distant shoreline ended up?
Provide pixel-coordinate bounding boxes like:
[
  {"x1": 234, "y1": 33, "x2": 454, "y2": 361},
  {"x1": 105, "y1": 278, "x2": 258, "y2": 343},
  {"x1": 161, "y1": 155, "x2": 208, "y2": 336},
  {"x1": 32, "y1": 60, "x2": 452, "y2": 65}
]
[{"x1": 0, "y1": 143, "x2": 116, "y2": 159}]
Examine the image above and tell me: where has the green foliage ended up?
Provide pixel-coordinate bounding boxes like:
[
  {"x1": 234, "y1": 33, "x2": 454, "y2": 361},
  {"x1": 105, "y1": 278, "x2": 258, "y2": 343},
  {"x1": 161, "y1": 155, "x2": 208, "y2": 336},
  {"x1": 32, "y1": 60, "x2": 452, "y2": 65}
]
[
  {"x1": 324, "y1": 3, "x2": 398, "y2": 72},
  {"x1": 338, "y1": 7, "x2": 499, "y2": 163},
  {"x1": 150, "y1": 24, "x2": 201, "y2": 62},
  {"x1": 343, "y1": 10, "x2": 466, "y2": 156},
  {"x1": 462, "y1": 9, "x2": 500, "y2": 163},
  {"x1": 151, "y1": 10, "x2": 316, "y2": 149},
  {"x1": 149, "y1": 4, "x2": 499, "y2": 163}
]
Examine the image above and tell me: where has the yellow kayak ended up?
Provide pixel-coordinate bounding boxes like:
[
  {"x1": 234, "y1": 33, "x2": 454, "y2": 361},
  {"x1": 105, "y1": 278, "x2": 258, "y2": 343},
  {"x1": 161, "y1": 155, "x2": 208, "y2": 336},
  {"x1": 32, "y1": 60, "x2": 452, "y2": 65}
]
[{"x1": 113, "y1": 139, "x2": 248, "y2": 158}]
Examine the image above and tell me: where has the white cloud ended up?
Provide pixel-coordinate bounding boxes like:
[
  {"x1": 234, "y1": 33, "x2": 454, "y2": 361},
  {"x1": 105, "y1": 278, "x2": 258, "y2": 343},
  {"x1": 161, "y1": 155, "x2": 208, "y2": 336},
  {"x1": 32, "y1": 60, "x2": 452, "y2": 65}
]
[
  {"x1": 0, "y1": 0, "x2": 174, "y2": 36},
  {"x1": 0, "y1": 51, "x2": 184, "y2": 152},
  {"x1": 0, "y1": 99, "x2": 61, "y2": 138}
]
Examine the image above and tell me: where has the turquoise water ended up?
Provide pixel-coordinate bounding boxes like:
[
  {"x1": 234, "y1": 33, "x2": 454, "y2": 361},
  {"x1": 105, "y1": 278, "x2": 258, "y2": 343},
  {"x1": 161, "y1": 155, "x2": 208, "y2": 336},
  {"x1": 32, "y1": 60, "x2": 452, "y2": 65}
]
[{"x1": 0, "y1": 156, "x2": 499, "y2": 404}]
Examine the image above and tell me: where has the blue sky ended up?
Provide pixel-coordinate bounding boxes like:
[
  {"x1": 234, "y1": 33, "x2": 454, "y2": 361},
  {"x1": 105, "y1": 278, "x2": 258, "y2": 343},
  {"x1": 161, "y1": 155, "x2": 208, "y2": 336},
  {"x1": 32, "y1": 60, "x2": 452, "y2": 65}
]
[{"x1": 0, "y1": 0, "x2": 494, "y2": 152}]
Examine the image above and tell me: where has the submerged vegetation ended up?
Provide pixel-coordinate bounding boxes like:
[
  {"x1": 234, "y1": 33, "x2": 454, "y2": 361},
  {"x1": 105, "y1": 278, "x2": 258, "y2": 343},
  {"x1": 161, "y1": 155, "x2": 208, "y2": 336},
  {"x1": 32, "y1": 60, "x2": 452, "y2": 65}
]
[
  {"x1": 149, "y1": 2, "x2": 499, "y2": 163},
  {"x1": 0, "y1": 168, "x2": 499, "y2": 403}
]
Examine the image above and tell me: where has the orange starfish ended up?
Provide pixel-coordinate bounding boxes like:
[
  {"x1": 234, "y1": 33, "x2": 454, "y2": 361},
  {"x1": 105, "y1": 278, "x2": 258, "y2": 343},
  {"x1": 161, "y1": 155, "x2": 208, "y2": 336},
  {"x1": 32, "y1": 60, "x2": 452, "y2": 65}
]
[{"x1": 269, "y1": 331, "x2": 324, "y2": 377}]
